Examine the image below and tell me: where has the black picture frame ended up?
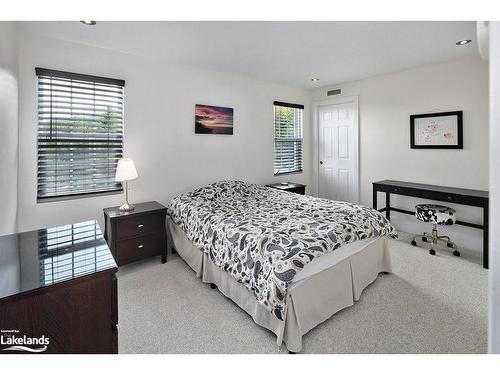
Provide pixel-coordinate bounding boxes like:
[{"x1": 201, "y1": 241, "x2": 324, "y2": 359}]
[{"x1": 410, "y1": 111, "x2": 463, "y2": 149}]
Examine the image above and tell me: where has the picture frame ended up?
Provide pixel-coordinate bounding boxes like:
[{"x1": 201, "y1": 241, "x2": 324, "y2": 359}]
[
  {"x1": 410, "y1": 111, "x2": 463, "y2": 149},
  {"x1": 195, "y1": 104, "x2": 234, "y2": 135}
]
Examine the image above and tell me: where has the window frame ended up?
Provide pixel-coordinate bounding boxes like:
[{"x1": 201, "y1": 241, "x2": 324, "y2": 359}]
[
  {"x1": 35, "y1": 68, "x2": 125, "y2": 202},
  {"x1": 273, "y1": 101, "x2": 304, "y2": 176}
]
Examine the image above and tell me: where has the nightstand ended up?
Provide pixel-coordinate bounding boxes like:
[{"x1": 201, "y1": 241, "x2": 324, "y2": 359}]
[
  {"x1": 266, "y1": 182, "x2": 306, "y2": 195},
  {"x1": 103, "y1": 201, "x2": 167, "y2": 266}
]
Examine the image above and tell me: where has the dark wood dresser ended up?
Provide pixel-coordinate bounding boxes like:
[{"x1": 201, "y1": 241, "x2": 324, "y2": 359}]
[
  {"x1": 0, "y1": 220, "x2": 118, "y2": 354},
  {"x1": 103, "y1": 201, "x2": 167, "y2": 266},
  {"x1": 266, "y1": 182, "x2": 306, "y2": 195}
]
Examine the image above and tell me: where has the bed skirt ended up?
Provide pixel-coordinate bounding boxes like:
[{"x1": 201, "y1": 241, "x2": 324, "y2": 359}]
[{"x1": 167, "y1": 218, "x2": 392, "y2": 352}]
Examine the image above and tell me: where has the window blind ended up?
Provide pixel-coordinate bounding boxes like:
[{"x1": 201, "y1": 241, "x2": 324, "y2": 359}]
[
  {"x1": 273, "y1": 101, "x2": 304, "y2": 175},
  {"x1": 36, "y1": 68, "x2": 125, "y2": 201}
]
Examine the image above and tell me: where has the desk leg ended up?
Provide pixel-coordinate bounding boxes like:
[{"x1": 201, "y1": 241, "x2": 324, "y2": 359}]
[
  {"x1": 385, "y1": 192, "x2": 391, "y2": 221},
  {"x1": 483, "y1": 203, "x2": 489, "y2": 269},
  {"x1": 373, "y1": 188, "x2": 378, "y2": 210}
]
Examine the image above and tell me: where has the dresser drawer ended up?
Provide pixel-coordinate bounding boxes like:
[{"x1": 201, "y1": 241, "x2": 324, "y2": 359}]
[
  {"x1": 116, "y1": 214, "x2": 162, "y2": 240},
  {"x1": 116, "y1": 233, "x2": 162, "y2": 265}
]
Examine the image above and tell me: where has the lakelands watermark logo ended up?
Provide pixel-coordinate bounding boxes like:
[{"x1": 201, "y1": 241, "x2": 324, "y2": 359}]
[{"x1": 1, "y1": 329, "x2": 49, "y2": 353}]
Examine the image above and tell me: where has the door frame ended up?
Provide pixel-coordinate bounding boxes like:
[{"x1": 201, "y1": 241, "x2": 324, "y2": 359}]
[{"x1": 312, "y1": 95, "x2": 359, "y2": 203}]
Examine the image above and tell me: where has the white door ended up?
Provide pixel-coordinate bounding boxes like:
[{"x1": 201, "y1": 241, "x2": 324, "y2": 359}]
[{"x1": 317, "y1": 99, "x2": 359, "y2": 203}]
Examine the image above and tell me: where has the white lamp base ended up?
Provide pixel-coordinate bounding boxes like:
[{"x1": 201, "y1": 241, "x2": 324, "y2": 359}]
[
  {"x1": 119, "y1": 202, "x2": 135, "y2": 212},
  {"x1": 119, "y1": 180, "x2": 135, "y2": 212}
]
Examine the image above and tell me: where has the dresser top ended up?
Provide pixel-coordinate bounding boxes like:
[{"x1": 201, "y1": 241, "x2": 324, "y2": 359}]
[
  {"x1": 0, "y1": 220, "x2": 117, "y2": 300},
  {"x1": 373, "y1": 180, "x2": 488, "y2": 198},
  {"x1": 103, "y1": 201, "x2": 167, "y2": 219}
]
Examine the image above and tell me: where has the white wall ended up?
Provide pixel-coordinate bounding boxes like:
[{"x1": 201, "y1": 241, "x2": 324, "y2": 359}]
[
  {"x1": 311, "y1": 56, "x2": 489, "y2": 255},
  {"x1": 16, "y1": 32, "x2": 312, "y2": 232},
  {"x1": 13, "y1": 33, "x2": 489, "y2": 257},
  {"x1": 488, "y1": 21, "x2": 500, "y2": 354},
  {"x1": 0, "y1": 22, "x2": 19, "y2": 235}
]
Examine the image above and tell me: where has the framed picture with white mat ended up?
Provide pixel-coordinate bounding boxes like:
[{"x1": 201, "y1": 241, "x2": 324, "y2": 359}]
[{"x1": 410, "y1": 111, "x2": 463, "y2": 149}]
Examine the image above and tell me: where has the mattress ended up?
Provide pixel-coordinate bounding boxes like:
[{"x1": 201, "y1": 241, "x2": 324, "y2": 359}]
[{"x1": 289, "y1": 236, "x2": 378, "y2": 289}]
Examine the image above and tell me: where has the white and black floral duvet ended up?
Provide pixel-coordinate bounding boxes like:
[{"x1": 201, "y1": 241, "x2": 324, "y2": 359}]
[{"x1": 167, "y1": 181, "x2": 397, "y2": 320}]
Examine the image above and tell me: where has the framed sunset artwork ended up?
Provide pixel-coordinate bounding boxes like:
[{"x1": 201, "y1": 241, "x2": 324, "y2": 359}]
[
  {"x1": 195, "y1": 104, "x2": 234, "y2": 135},
  {"x1": 410, "y1": 111, "x2": 463, "y2": 149}
]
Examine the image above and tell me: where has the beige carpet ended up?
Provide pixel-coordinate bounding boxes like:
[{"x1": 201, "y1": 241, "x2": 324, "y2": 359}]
[{"x1": 117, "y1": 236, "x2": 487, "y2": 353}]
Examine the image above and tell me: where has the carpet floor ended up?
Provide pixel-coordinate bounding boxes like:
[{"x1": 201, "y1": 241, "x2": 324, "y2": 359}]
[{"x1": 117, "y1": 236, "x2": 487, "y2": 354}]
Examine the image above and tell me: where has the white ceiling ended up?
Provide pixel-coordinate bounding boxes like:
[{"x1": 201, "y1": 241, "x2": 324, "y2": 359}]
[{"x1": 18, "y1": 21, "x2": 478, "y2": 89}]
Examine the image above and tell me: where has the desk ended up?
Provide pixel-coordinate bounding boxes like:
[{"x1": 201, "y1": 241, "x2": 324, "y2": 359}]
[{"x1": 372, "y1": 180, "x2": 489, "y2": 269}]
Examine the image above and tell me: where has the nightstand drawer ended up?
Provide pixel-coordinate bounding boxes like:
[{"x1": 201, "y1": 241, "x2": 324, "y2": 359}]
[
  {"x1": 116, "y1": 233, "x2": 162, "y2": 265},
  {"x1": 116, "y1": 214, "x2": 162, "y2": 240}
]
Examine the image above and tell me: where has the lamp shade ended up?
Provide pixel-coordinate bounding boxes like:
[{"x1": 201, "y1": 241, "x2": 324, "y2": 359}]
[{"x1": 115, "y1": 158, "x2": 138, "y2": 182}]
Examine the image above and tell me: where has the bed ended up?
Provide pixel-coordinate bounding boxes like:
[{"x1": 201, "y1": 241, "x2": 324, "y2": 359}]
[{"x1": 166, "y1": 181, "x2": 397, "y2": 352}]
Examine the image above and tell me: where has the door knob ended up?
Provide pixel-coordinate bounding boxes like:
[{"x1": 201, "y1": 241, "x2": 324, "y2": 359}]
[{"x1": 319, "y1": 161, "x2": 323, "y2": 165}]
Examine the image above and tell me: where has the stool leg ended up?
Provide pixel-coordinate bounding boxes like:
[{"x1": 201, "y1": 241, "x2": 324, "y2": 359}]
[
  {"x1": 429, "y1": 224, "x2": 437, "y2": 255},
  {"x1": 437, "y1": 236, "x2": 460, "y2": 257},
  {"x1": 411, "y1": 234, "x2": 428, "y2": 246},
  {"x1": 422, "y1": 232, "x2": 433, "y2": 242}
]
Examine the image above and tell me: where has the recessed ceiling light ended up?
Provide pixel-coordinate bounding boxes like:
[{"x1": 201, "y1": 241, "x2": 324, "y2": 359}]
[
  {"x1": 80, "y1": 20, "x2": 96, "y2": 25},
  {"x1": 456, "y1": 39, "x2": 472, "y2": 46},
  {"x1": 311, "y1": 78, "x2": 320, "y2": 82}
]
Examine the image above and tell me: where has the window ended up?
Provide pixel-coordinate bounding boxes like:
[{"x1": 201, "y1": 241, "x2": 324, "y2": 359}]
[
  {"x1": 273, "y1": 101, "x2": 304, "y2": 175},
  {"x1": 36, "y1": 68, "x2": 125, "y2": 201}
]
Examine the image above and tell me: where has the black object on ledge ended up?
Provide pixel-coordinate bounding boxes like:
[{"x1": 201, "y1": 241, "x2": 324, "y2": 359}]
[{"x1": 266, "y1": 182, "x2": 306, "y2": 195}]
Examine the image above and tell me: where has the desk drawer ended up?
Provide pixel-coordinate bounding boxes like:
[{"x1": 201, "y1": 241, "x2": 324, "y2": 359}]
[
  {"x1": 420, "y1": 190, "x2": 486, "y2": 206},
  {"x1": 116, "y1": 233, "x2": 162, "y2": 265},
  {"x1": 421, "y1": 190, "x2": 458, "y2": 203},
  {"x1": 377, "y1": 185, "x2": 419, "y2": 197},
  {"x1": 116, "y1": 214, "x2": 162, "y2": 240}
]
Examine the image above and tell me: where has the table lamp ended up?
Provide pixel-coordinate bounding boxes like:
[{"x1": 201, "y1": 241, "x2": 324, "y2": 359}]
[{"x1": 115, "y1": 158, "x2": 138, "y2": 212}]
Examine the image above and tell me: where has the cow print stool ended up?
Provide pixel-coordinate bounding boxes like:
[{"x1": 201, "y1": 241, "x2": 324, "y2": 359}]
[{"x1": 411, "y1": 204, "x2": 460, "y2": 256}]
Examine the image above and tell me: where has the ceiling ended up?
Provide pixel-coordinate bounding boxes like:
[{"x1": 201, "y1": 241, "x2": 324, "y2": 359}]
[{"x1": 18, "y1": 21, "x2": 478, "y2": 89}]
